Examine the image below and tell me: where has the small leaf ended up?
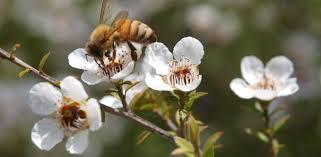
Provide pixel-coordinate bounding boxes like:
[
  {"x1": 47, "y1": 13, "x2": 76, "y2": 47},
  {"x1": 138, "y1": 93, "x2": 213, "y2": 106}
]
[
  {"x1": 52, "y1": 81, "x2": 61, "y2": 87},
  {"x1": 120, "y1": 80, "x2": 133, "y2": 86},
  {"x1": 38, "y1": 52, "x2": 50, "y2": 72},
  {"x1": 255, "y1": 101, "x2": 263, "y2": 113},
  {"x1": 202, "y1": 132, "x2": 224, "y2": 153},
  {"x1": 174, "y1": 136, "x2": 194, "y2": 153},
  {"x1": 272, "y1": 139, "x2": 281, "y2": 155},
  {"x1": 202, "y1": 145, "x2": 214, "y2": 157},
  {"x1": 269, "y1": 106, "x2": 285, "y2": 117},
  {"x1": 171, "y1": 148, "x2": 185, "y2": 156},
  {"x1": 171, "y1": 91, "x2": 180, "y2": 100},
  {"x1": 138, "y1": 103, "x2": 156, "y2": 111},
  {"x1": 18, "y1": 68, "x2": 31, "y2": 78},
  {"x1": 185, "y1": 91, "x2": 207, "y2": 110},
  {"x1": 256, "y1": 131, "x2": 269, "y2": 143},
  {"x1": 272, "y1": 115, "x2": 290, "y2": 133},
  {"x1": 188, "y1": 115, "x2": 201, "y2": 146},
  {"x1": 175, "y1": 110, "x2": 187, "y2": 125},
  {"x1": 136, "y1": 130, "x2": 151, "y2": 144},
  {"x1": 125, "y1": 81, "x2": 140, "y2": 93}
]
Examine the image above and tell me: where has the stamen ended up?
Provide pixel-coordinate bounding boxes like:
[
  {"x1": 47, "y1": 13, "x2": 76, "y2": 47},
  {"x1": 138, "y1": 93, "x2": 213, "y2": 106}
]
[
  {"x1": 251, "y1": 76, "x2": 277, "y2": 90},
  {"x1": 163, "y1": 56, "x2": 199, "y2": 87},
  {"x1": 59, "y1": 102, "x2": 88, "y2": 134}
]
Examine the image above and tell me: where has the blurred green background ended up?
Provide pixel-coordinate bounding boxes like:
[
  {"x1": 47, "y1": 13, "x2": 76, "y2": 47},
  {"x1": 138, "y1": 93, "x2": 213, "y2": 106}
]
[{"x1": 0, "y1": 0, "x2": 321, "y2": 157}]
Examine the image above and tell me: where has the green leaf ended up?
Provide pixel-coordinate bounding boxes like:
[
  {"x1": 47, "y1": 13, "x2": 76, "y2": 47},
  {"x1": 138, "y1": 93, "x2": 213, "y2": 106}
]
[
  {"x1": 175, "y1": 110, "x2": 187, "y2": 125},
  {"x1": 171, "y1": 91, "x2": 180, "y2": 100},
  {"x1": 185, "y1": 91, "x2": 207, "y2": 110},
  {"x1": 38, "y1": 52, "x2": 50, "y2": 72},
  {"x1": 18, "y1": 68, "x2": 30, "y2": 78},
  {"x1": 120, "y1": 80, "x2": 133, "y2": 86},
  {"x1": 136, "y1": 130, "x2": 151, "y2": 145},
  {"x1": 138, "y1": 103, "x2": 156, "y2": 111},
  {"x1": 174, "y1": 136, "x2": 194, "y2": 153},
  {"x1": 188, "y1": 115, "x2": 201, "y2": 146},
  {"x1": 255, "y1": 101, "x2": 263, "y2": 113},
  {"x1": 256, "y1": 131, "x2": 269, "y2": 143},
  {"x1": 125, "y1": 81, "x2": 140, "y2": 93},
  {"x1": 202, "y1": 132, "x2": 224, "y2": 153},
  {"x1": 202, "y1": 145, "x2": 214, "y2": 157},
  {"x1": 272, "y1": 115, "x2": 290, "y2": 133}
]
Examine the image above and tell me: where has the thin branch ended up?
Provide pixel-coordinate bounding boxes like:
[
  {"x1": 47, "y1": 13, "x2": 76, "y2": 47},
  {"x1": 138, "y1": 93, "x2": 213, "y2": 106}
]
[
  {"x1": 0, "y1": 47, "x2": 174, "y2": 143},
  {"x1": 261, "y1": 102, "x2": 277, "y2": 157},
  {"x1": 115, "y1": 83, "x2": 129, "y2": 112},
  {"x1": 0, "y1": 48, "x2": 60, "y2": 86}
]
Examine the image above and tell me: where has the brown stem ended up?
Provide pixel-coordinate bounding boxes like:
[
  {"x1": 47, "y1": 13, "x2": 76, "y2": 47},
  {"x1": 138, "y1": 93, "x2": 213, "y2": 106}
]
[
  {"x1": 178, "y1": 92, "x2": 186, "y2": 138},
  {"x1": 0, "y1": 48, "x2": 60, "y2": 86},
  {"x1": 0, "y1": 47, "x2": 174, "y2": 143},
  {"x1": 115, "y1": 83, "x2": 129, "y2": 112},
  {"x1": 155, "y1": 110, "x2": 178, "y2": 131},
  {"x1": 261, "y1": 102, "x2": 277, "y2": 157}
]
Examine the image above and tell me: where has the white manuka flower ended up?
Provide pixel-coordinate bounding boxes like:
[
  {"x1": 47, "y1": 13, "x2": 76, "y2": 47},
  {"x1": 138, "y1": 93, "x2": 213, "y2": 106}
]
[
  {"x1": 144, "y1": 37, "x2": 204, "y2": 92},
  {"x1": 28, "y1": 76, "x2": 102, "y2": 154},
  {"x1": 68, "y1": 42, "x2": 143, "y2": 85},
  {"x1": 230, "y1": 56, "x2": 299, "y2": 101},
  {"x1": 100, "y1": 56, "x2": 153, "y2": 109}
]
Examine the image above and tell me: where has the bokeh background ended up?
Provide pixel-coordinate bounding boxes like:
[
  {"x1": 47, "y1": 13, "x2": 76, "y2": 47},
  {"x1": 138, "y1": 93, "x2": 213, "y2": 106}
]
[{"x1": 0, "y1": 0, "x2": 321, "y2": 157}]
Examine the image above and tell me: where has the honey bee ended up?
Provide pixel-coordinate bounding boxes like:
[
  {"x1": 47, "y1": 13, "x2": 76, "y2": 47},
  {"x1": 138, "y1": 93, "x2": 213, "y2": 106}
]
[{"x1": 85, "y1": 0, "x2": 157, "y2": 70}]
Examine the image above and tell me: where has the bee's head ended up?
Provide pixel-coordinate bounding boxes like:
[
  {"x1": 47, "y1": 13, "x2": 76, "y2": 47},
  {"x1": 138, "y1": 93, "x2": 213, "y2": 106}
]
[{"x1": 85, "y1": 42, "x2": 104, "y2": 59}]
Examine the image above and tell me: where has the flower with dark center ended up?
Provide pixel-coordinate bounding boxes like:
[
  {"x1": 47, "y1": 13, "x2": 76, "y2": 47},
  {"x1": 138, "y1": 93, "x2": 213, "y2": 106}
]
[
  {"x1": 68, "y1": 42, "x2": 143, "y2": 85},
  {"x1": 28, "y1": 76, "x2": 102, "y2": 154},
  {"x1": 144, "y1": 37, "x2": 204, "y2": 92}
]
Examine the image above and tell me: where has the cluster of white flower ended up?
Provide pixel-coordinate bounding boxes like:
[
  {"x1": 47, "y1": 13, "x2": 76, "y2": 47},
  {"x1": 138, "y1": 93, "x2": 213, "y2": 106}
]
[
  {"x1": 27, "y1": 35, "x2": 299, "y2": 154},
  {"x1": 28, "y1": 37, "x2": 205, "y2": 154}
]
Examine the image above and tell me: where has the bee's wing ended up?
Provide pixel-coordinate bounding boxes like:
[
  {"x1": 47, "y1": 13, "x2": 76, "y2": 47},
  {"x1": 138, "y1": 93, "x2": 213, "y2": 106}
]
[
  {"x1": 105, "y1": 10, "x2": 129, "y2": 38},
  {"x1": 99, "y1": 0, "x2": 111, "y2": 24}
]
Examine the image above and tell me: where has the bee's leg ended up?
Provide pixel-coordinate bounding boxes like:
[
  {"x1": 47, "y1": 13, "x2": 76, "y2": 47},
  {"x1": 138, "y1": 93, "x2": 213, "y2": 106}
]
[
  {"x1": 85, "y1": 54, "x2": 89, "y2": 62},
  {"x1": 126, "y1": 41, "x2": 137, "y2": 61},
  {"x1": 112, "y1": 40, "x2": 118, "y2": 58}
]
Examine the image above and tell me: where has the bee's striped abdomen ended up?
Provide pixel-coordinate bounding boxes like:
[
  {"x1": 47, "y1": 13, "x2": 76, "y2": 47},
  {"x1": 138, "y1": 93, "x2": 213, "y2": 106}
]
[{"x1": 120, "y1": 20, "x2": 156, "y2": 44}]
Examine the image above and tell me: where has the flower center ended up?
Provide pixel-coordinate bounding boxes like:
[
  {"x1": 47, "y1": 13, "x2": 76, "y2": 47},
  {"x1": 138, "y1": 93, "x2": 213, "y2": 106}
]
[
  {"x1": 59, "y1": 101, "x2": 88, "y2": 135},
  {"x1": 164, "y1": 56, "x2": 199, "y2": 87},
  {"x1": 251, "y1": 76, "x2": 276, "y2": 90},
  {"x1": 100, "y1": 45, "x2": 133, "y2": 78}
]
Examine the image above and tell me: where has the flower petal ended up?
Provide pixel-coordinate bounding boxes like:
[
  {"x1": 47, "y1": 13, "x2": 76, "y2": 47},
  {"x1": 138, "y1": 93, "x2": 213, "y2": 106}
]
[
  {"x1": 61, "y1": 76, "x2": 88, "y2": 101},
  {"x1": 145, "y1": 42, "x2": 173, "y2": 75},
  {"x1": 111, "y1": 61, "x2": 135, "y2": 80},
  {"x1": 241, "y1": 56, "x2": 264, "y2": 85},
  {"x1": 277, "y1": 78, "x2": 299, "y2": 97},
  {"x1": 145, "y1": 73, "x2": 174, "y2": 91},
  {"x1": 126, "y1": 82, "x2": 148, "y2": 104},
  {"x1": 265, "y1": 56, "x2": 294, "y2": 81},
  {"x1": 65, "y1": 130, "x2": 89, "y2": 154},
  {"x1": 68, "y1": 48, "x2": 97, "y2": 70},
  {"x1": 81, "y1": 70, "x2": 103, "y2": 85},
  {"x1": 230, "y1": 78, "x2": 254, "y2": 99},
  {"x1": 99, "y1": 96, "x2": 122, "y2": 109},
  {"x1": 173, "y1": 37, "x2": 204, "y2": 65},
  {"x1": 87, "y1": 98, "x2": 102, "y2": 131},
  {"x1": 175, "y1": 75, "x2": 202, "y2": 92},
  {"x1": 31, "y1": 118, "x2": 64, "y2": 151},
  {"x1": 28, "y1": 82, "x2": 62, "y2": 115},
  {"x1": 253, "y1": 89, "x2": 277, "y2": 101}
]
